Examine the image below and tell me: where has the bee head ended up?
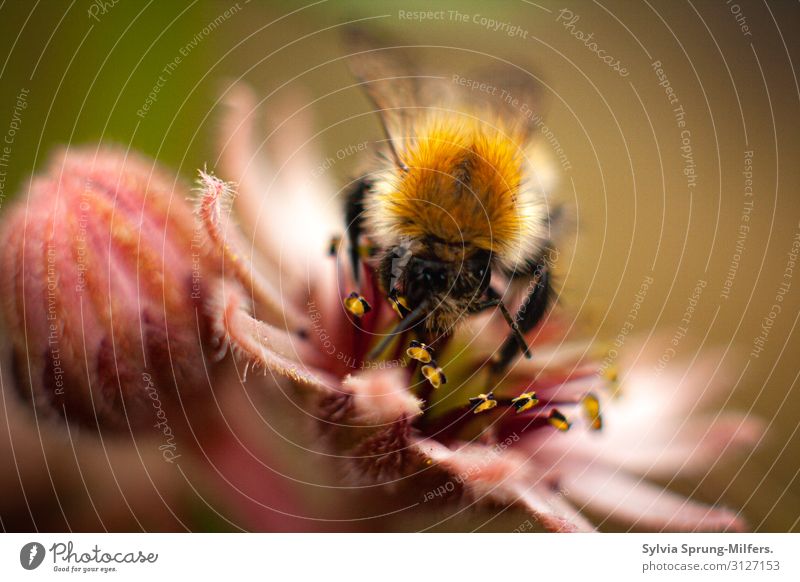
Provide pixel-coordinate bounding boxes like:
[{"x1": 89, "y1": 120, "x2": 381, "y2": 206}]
[{"x1": 381, "y1": 245, "x2": 492, "y2": 319}]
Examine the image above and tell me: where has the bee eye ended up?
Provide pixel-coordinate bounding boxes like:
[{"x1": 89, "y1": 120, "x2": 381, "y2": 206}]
[
  {"x1": 420, "y1": 267, "x2": 446, "y2": 290},
  {"x1": 473, "y1": 260, "x2": 492, "y2": 293}
]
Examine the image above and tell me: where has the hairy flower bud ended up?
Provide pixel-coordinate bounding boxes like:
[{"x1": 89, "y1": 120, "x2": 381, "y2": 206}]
[{"x1": 0, "y1": 147, "x2": 211, "y2": 430}]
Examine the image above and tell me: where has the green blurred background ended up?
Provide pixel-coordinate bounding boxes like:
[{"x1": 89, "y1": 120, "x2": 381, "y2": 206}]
[{"x1": 0, "y1": 0, "x2": 798, "y2": 532}]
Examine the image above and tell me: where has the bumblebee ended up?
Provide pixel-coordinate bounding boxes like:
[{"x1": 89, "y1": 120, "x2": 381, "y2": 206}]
[{"x1": 342, "y1": 30, "x2": 560, "y2": 381}]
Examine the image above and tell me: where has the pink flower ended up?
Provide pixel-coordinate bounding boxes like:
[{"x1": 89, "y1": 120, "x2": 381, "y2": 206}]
[
  {"x1": 0, "y1": 145, "x2": 317, "y2": 531},
  {"x1": 0, "y1": 85, "x2": 762, "y2": 532},
  {"x1": 201, "y1": 84, "x2": 762, "y2": 532}
]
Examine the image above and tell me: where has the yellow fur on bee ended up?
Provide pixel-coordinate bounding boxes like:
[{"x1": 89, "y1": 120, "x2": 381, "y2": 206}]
[{"x1": 366, "y1": 112, "x2": 547, "y2": 266}]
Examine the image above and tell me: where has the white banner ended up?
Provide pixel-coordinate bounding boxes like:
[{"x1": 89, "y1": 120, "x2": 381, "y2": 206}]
[{"x1": 1, "y1": 533, "x2": 798, "y2": 581}]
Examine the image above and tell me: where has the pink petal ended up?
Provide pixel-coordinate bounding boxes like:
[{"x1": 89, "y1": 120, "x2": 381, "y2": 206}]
[
  {"x1": 412, "y1": 439, "x2": 594, "y2": 532},
  {"x1": 344, "y1": 369, "x2": 423, "y2": 424},
  {"x1": 559, "y1": 462, "x2": 746, "y2": 532},
  {"x1": 196, "y1": 171, "x2": 306, "y2": 330},
  {"x1": 511, "y1": 482, "x2": 596, "y2": 532},
  {"x1": 616, "y1": 346, "x2": 736, "y2": 417},
  {"x1": 208, "y1": 281, "x2": 336, "y2": 393},
  {"x1": 216, "y1": 83, "x2": 338, "y2": 278},
  {"x1": 615, "y1": 413, "x2": 760, "y2": 478},
  {"x1": 217, "y1": 83, "x2": 277, "y2": 266},
  {"x1": 533, "y1": 411, "x2": 762, "y2": 480}
]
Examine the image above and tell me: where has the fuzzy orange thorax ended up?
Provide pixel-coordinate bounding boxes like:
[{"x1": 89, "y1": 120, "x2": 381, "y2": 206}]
[{"x1": 379, "y1": 113, "x2": 529, "y2": 256}]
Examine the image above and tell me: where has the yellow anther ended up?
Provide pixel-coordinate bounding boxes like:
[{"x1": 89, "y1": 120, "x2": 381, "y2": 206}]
[
  {"x1": 603, "y1": 366, "x2": 619, "y2": 383},
  {"x1": 358, "y1": 243, "x2": 377, "y2": 259},
  {"x1": 582, "y1": 392, "x2": 602, "y2": 431},
  {"x1": 548, "y1": 409, "x2": 571, "y2": 432},
  {"x1": 406, "y1": 340, "x2": 433, "y2": 364},
  {"x1": 421, "y1": 362, "x2": 447, "y2": 389},
  {"x1": 389, "y1": 294, "x2": 411, "y2": 318},
  {"x1": 328, "y1": 235, "x2": 342, "y2": 256},
  {"x1": 344, "y1": 292, "x2": 371, "y2": 318},
  {"x1": 511, "y1": 391, "x2": 539, "y2": 414},
  {"x1": 469, "y1": 393, "x2": 497, "y2": 414}
]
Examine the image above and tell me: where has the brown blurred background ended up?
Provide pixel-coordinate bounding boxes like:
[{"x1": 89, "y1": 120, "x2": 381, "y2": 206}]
[{"x1": 0, "y1": 0, "x2": 798, "y2": 532}]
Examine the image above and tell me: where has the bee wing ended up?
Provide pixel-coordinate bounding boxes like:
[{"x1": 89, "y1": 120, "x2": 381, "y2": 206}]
[
  {"x1": 461, "y1": 62, "x2": 546, "y2": 137},
  {"x1": 343, "y1": 27, "x2": 421, "y2": 170}
]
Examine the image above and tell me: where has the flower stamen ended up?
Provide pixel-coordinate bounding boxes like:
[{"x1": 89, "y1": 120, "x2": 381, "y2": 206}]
[
  {"x1": 547, "y1": 409, "x2": 571, "y2": 431},
  {"x1": 511, "y1": 391, "x2": 539, "y2": 414},
  {"x1": 582, "y1": 392, "x2": 602, "y2": 431},
  {"x1": 388, "y1": 291, "x2": 411, "y2": 318},
  {"x1": 469, "y1": 393, "x2": 498, "y2": 414},
  {"x1": 406, "y1": 340, "x2": 433, "y2": 363},
  {"x1": 421, "y1": 361, "x2": 447, "y2": 388},
  {"x1": 344, "y1": 292, "x2": 372, "y2": 317},
  {"x1": 328, "y1": 235, "x2": 342, "y2": 256}
]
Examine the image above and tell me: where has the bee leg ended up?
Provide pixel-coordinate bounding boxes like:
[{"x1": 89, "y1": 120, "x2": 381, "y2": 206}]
[
  {"x1": 488, "y1": 257, "x2": 553, "y2": 377},
  {"x1": 344, "y1": 178, "x2": 371, "y2": 286},
  {"x1": 479, "y1": 292, "x2": 532, "y2": 359}
]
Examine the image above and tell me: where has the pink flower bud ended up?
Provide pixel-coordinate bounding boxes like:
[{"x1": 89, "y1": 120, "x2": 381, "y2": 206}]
[{"x1": 0, "y1": 147, "x2": 211, "y2": 430}]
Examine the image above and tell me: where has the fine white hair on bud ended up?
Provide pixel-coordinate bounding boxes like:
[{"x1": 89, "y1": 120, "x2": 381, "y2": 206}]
[{"x1": 344, "y1": 369, "x2": 424, "y2": 424}]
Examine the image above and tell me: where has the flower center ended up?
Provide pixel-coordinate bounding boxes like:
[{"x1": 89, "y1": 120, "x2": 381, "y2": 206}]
[{"x1": 331, "y1": 240, "x2": 609, "y2": 445}]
